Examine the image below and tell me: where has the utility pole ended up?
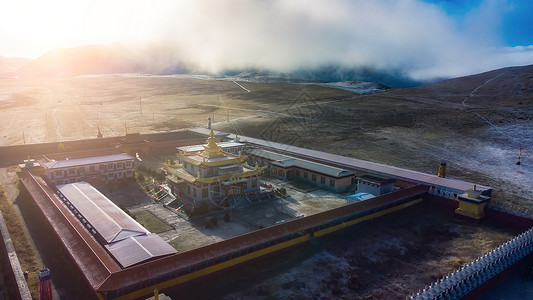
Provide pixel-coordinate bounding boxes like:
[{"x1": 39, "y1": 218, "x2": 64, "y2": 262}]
[
  {"x1": 125, "y1": 122, "x2": 128, "y2": 135},
  {"x1": 139, "y1": 97, "x2": 142, "y2": 116},
  {"x1": 517, "y1": 147, "x2": 523, "y2": 165},
  {"x1": 22, "y1": 131, "x2": 26, "y2": 144}
]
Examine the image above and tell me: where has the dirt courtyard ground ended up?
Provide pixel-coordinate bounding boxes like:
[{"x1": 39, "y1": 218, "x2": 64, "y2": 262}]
[{"x1": 115, "y1": 176, "x2": 349, "y2": 253}]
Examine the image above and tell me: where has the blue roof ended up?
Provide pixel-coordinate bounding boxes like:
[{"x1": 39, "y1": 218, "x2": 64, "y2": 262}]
[
  {"x1": 347, "y1": 192, "x2": 375, "y2": 204},
  {"x1": 347, "y1": 192, "x2": 375, "y2": 199}
]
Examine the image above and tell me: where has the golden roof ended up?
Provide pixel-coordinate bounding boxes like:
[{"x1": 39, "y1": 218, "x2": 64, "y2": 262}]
[
  {"x1": 177, "y1": 129, "x2": 246, "y2": 167},
  {"x1": 172, "y1": 167, "x2": 265, "y2": 184},
  {"x1": 202, "y1": 129, "x2": 224, "y2": 158}
]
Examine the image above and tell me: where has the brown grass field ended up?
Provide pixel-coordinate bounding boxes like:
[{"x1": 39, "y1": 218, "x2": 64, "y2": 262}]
[
  {"x1": 0, "y1": 76, "x2": 351, "y2": 145},
  {"x1": 0, "y1": 72, "x2": 531, "y2": 206}
]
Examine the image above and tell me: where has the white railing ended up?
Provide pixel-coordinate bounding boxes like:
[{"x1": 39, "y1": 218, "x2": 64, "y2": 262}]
[{"x1": 408, "y1": 227, "x2": 533, "y2": 300}]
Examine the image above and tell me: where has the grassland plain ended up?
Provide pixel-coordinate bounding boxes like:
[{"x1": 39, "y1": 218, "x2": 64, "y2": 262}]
[
  {"x1": 1, "y1": 71, "x2": 530, "y2": 208},
  {"x1": 0, "y1": 76, "x2": 351, "y2": 145}
]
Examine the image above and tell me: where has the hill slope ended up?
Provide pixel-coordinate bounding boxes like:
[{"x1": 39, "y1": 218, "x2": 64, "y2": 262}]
[
  {"x1": 0, "y1": 56, "x2": 32, "y2": 77},
  {"x1": 17, "y1": 44, "x2": 190, "y2": 77},
  {"x1": 392, "y1": 64, "x2": 533, "y2": 105},
  {"x1": 223, "y1": 64, "x2": 533, "y2": 207}
]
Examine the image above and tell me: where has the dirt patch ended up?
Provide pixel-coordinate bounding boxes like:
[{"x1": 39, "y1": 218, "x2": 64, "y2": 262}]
[{"x1": 134, "y1": 210, "x2": 172, "y2": 234}]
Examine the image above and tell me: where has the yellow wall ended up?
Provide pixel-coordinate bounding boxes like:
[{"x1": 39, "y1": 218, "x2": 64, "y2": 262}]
[
  {"x1": 315, "y1": 198, "x2": 422, "y2": 237},
  {"x1": 112, "y1": 235, "x2": 310, "y2": 300},
  {"x1": 455, "y1": 200, "x2": 486, "y2": 219}
]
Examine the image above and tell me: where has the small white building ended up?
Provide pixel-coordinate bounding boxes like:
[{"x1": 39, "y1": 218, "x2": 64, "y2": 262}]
[
  {"x1": 356, "y1": 174, "x2": 395, "y2": 196},
  {"x1": 40, "y1": 153, "x2": 135, "y2": 186},
  {"x1": 177, "y1": 141, "x2": 245, "y2": 156}
]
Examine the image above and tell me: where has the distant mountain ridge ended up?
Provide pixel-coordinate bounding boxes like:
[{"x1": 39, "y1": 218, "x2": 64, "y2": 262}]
[
  {"x1": 12, "y1": 44, "x2": 420, "y2": 87},
  {"x1": 8, "y1": 44, "x2": 533, "y2": 91},
  {"x1": 16, "y1": 44, "x2": 184, "y2": 77},
  {"x1": 391, "y1": 64, "x2": 533, "y2": 102},
  {"x1": 0, "y1": 56, "x2": 32, "y2": 77}
]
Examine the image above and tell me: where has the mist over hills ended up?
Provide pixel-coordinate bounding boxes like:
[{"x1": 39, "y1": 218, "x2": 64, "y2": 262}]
[
  {"x1": 4, "y1": 44, "x2": 533, "y2": 91},
  {"x1": 8, "y1": 44, "x2": 422, "y2": 87},
  {"x1": 15, "y1": 44, "x2": 190, "y2": 78}
]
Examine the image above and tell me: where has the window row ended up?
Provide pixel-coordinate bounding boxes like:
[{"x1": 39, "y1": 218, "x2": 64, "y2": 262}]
[
  {"x1": 272, "y1": 168, "x2": 336, "y2": 187},
  {"x1": 52, "y1": 161, "x2": 133, "y2": 177},
  {"x1": 111, "y1": 194, "x2": 418, "y2": 297}
]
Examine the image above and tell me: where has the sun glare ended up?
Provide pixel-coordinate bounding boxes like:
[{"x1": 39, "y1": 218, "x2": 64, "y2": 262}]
[{"x1": 0, "y1": 0, "x2": 180, "y2": 57}]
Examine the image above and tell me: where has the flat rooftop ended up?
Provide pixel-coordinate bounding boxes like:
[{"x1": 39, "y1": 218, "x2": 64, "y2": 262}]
[
  {"x1": 177, "y1": 141, "x2": 245, "y2": 154},
  {"x1": 41, "y1": 153, "x2": 134, "y2": 170},
  {"x1": 186, "y1": 152, "x2": 239, "y2": 162},
  {"x1": 248, "y1": 148, "x2": 354, "y2": 178},
  {"x1": 357, "y1": 174, "x2": 396, "y2": 186}
]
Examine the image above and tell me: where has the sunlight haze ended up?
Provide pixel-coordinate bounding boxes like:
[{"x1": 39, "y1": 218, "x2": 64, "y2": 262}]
[{"x1": 1, "y1": 0, "x2": 533, "y2": 80}]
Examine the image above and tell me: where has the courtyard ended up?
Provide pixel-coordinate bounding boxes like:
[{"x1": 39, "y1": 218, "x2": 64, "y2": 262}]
[{"x1": 107, "y1": 169, "x2": 350, "y2": 253}]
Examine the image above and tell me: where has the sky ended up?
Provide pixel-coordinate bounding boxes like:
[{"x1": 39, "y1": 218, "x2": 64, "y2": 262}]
[{"x1": 1, "y1": 0, "x2": 532, "y2": 80}]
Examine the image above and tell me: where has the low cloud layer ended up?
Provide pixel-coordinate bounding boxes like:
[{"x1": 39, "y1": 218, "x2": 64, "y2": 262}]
[
  {"x1": 3, "y1": 0, "x2": 533, "y2": 81},
  {"x1": 150, "y1": 0, "x2": 533, "y2": 80}
]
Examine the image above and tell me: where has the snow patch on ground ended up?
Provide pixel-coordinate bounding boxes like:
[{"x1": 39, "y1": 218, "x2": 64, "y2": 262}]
[
  {"x1": 223, "y1": 250, "x2": 353, "y2": 299},
  {"x1": 312, "y1": 81, "x2": 389, "y2": 94},
  {"x1": 222, "y1": 232, "x2": 412, "y2": 299}
]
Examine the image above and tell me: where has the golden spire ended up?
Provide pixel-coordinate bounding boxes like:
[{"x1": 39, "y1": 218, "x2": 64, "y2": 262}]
[{"x1": 202, "y1": 129, "x2": 224, "y2": 158}]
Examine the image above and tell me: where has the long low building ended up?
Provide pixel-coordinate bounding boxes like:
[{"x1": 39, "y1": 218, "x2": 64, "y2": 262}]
[
  {"x1": 190, "y1": 128, "x2": 492, "y2": 200},
  {"x1": 247, "y1": 148, "x2": 355, "y2": 192},
  {"x1": 56, "y1": 182, "x2": 176, "y2": 268},
  {"x1": 39, "y1": 153, "x2": 135, "y2": 186}
]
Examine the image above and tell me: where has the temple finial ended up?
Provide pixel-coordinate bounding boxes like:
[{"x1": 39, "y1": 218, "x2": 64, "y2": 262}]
[{"x1": 203, "y1": 129, "x2": 224, "y2": 158}]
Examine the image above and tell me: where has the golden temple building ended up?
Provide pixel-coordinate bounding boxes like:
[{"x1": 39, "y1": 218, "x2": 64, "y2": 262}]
[{"x1": 172, "y1": 130, "x2": 265, "y2": 212}]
